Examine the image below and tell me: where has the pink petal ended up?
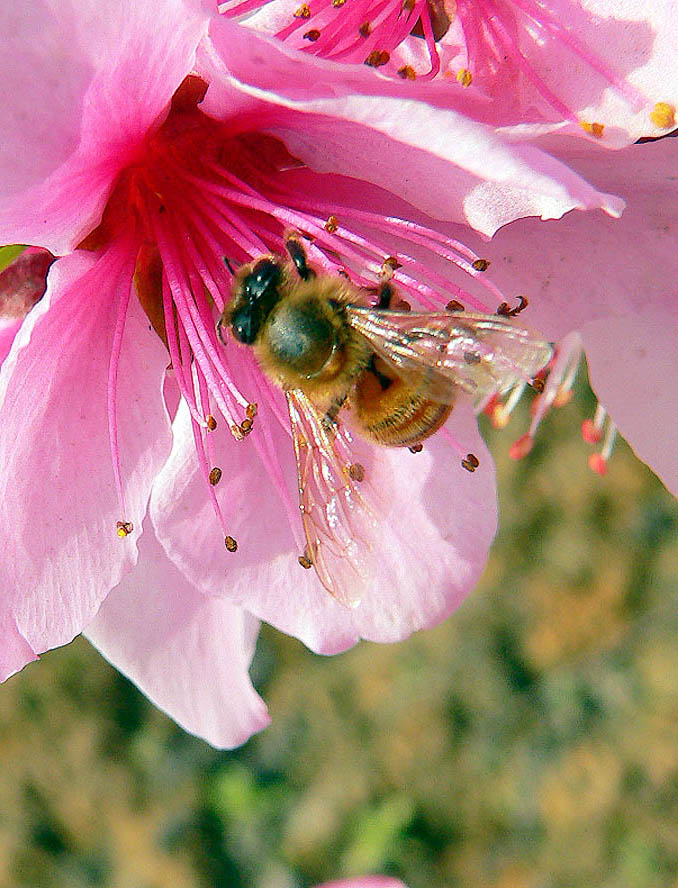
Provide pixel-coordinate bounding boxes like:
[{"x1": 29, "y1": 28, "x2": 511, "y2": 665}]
[
  {"x1": 198, "y1": 19, "x2": 624, "y2": 236},
  {"x1": 151, "y1": 393, "x2": 497, "y2": 654},
  {"x1": 0, "y1": 0, "x2": 208, "y2": 254},
  {"x1": 0, "y1": 317, "x2": 21, "y2": 369},
  {"x1": 85, "y1": 520, "x2": 270, "y2": 749},
  {"x1": 582, "y1": 312, "x2": 678, "y2": 497},
  {"x1": 315, "y1": 879, "x2": 407, "y2": 888},
  {"x1": 454, "y1": 137, "x2": 678, "y2": 490},
  {"x1": 0, "y1": 613, "x2": 38, "y2": 683},
  {"x1": 0, "y1": 250, "x2": 172, "y2": 670}
]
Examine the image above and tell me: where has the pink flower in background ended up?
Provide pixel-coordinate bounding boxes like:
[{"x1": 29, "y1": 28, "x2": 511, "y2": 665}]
[
  {"x1": 0, "y1": 0, "x2": 639, "y2": 747},
  {"x1": 230, "y1": 0, "x2": 678, "y2": 144}
]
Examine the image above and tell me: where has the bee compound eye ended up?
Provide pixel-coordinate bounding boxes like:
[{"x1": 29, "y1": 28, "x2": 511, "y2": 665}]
[{"x1": 231, "y1": 307, "x2": 259, "y2": 344}]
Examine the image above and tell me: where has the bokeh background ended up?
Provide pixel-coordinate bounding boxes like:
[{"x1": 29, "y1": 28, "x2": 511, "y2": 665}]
[{"x1": 1, "y1": 377, "x2": 677, "y2": 888}]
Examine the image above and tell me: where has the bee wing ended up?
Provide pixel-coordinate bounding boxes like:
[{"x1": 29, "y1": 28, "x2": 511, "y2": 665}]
[
  {"x1": 286, "y1": 389, "x2": 379, "y2": 607},
  {"x1": 347, "y1": 308, "x2": 553, "y2": 407}
]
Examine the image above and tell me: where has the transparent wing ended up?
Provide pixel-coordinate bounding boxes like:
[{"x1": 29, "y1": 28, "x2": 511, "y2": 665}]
[
  {"x1": 347, "y1": 308, "x2": 553, "y2": 407},
  {"x1": 286, "y1": 389, "x2": 380, "y2": 607}
]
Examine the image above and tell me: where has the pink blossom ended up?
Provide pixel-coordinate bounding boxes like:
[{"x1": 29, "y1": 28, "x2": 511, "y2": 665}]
[
  {"x1": 0, "y1": 0, "x2": 626, "y2": 745},
  {"x1": 232, "y1": 0, "x2": 678, "y2": 144}
]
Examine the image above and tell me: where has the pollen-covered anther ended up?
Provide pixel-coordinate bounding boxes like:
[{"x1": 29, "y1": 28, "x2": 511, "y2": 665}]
[
  {"x1": 472, "y1": 258, "x2": 490, "y2": 272},
  {"x1": 333, "y1": 0, "x2": 346, "y2": 6},
  {"x1": 294, "y1": 3, "x2": 311, "y2": 17},
  {"x1": 359, "y1": 21, "x2": 372, "y2": 36},
  {"x1": 650, "y1": 102, "x2": 675, "y2": 129},
  {"x1": 224, "y1": 535, "x2": 238, "y2": 552},
  {"x1": 209, "y1": 467, "x2": 223, "y2": 486},
  {"x1": 446, "y1": 299, "x2": 465, "y2": 312},
  {"x1": 304, "y1": 28, "x2": 321, "y2": 41},
  {"x1": 497, "y1": 295, "x2": 528, "y2": 317},
  {"x1": 509, "y1": 433, "x2": 534, "y2": 461},
  {"x1": 348, "y1": 462, "x2": 366, "y2": 482},
  {"x1": 246, "y1": 402, "x2": 258, "y2": 420},
  {"x1": 456, "y1": 69, "x2": 473, "y2": 87},
  {"x1": 116, "y1": 520, "x2": 134, "y2": 538},
  {"x1": 365, "y1": 49, "x2": 390, "y2": 67},
  {"x1": 239, "y1": 417, "x2": 254, "y2": 435},
  {"x1": 206, "y1": 414, "x2": 218, "y2": 431},
  {"x1": 298, "y1": 553, "x2": 313, "y2": 569},
  {"x1": 398, "y1": 66, "x2": 417, "y2": 80},
  {"x1": 580, "y1": 121, "x2": 605, "y2": 139},
  {"x1": 324, "y1": 215, "x2": 339, "y2": 233}
]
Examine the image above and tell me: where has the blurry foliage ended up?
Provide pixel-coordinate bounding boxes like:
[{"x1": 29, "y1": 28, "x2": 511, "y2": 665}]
[{"x1": 1, "y1": 378, "x2": 677, "y2": 888}]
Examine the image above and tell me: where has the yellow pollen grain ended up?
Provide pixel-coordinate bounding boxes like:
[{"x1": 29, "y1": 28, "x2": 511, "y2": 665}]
[
  {"x1": 224, "y1": 535, "x2": 238, "y2": 552},
  {"x1": 294, "y1": 3, "x2": 311, "y2": 17},
  {"x1": 580, "y1": 120, "x2": 605, "y2": 138},
  {"x1": 456, "y1": 68, "x2": 472, "y2": 87},
  {"x1": 116, "y1": 520, "x2": 133, "y2": 538},
  {"x1": 650, "y1": 101, "x2": 676, "y2": 129}
]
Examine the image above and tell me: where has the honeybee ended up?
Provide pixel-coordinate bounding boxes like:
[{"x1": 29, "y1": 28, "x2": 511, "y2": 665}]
[{"x1": 219, "y1": 234, "x2": 552, "y2": 605}]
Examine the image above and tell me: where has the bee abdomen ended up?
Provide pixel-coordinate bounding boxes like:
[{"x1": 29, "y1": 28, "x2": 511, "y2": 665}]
[{"x1": 354, "y1": 366, "x2": 453, "y2": 447}]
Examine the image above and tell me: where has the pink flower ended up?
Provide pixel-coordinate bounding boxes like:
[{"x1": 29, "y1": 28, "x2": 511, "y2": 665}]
[
  {"x1": 0, "y1": 0, "x2": 625, "y2": 746},
  {"x1": 454, "y1": 134, "x2": 678, "y2": 497},
  {"x1": 231, "y1": 0, "x2": 678, "y2": 144}
]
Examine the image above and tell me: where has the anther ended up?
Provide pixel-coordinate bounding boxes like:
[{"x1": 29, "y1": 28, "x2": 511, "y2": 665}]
[
  {"x1": 398, "y1": 66, "x2": 417, "y2": 80},
  {"x1": 209, "y1": 467, "x2": 223, "y2": 486},
  {"x1": 588, "y1": 453, "x2": 607, "y2": 476},
  {"x1": 581, "y1": 404, "x2": 606, "y2": 444},
  {"x1": 298, "y1": 553, "x2": 313, "y2": 569},
  {"x1": 509, "y1": 433, "x2": 534, "y2": 461},
  {"x1": 325, "y1": 215, "x2": 339, "y2": 233},
  {"x1": 580, "y1": 121, "x2": 605, "y2": 139},
  {"x1": 467, "y1": 452, "x2": 479, "y2": 467},
  {"x1": 446, "y1": 300, "x2": 465, "y2": 312},
  {"x1": 365, "y1": 50, "x2": 390, "y2": 67},
  {"x1": 224, "y1": 535, "x2": 238, "y2": 552},
  {"x1": 456, "y1": 69, "x2": 473, "y2": 87},
  {"x1": 240, "y1": 417, "x2": 253, "y2": 434},
  {"x1": 206, "y1": 414, "x2": 217, "y2": 431},
  {"x1": 402, "y1": 0, "x2": 416, "y2": 9},
  {"x1": 409, "y1": 443, "x2": 423, "y2": 453},
  {"x1": 294, "y1": 3, "x2": 311, "y2": 16},
  {"x1": 497, "y1": 295, "x2": 528, "y2": 317},
  {"x1": 472, "y1": 258, "x2": 490, "y2": 272},
  {"x1": 650, "y1": 102, "x2": 676, "y2": 129},
  {"x1": 246, "y1": 402, "x2": 258, "y2": 419},
  {"x1": 463, "y1": 351, "x2": 481, "y2": 365},
  {"x1": 348, "y1": 462, "x2": 365, "y2": 482},
  {"x1": 461, "y1": 457, "x2": 476, "y2": 472},
  {"x1": 116, "y1": 520, "x2": 134, "y2": 538},
  {"x1": 359, "y1": 21, "x2": 371, "y2": 36},
  {"x1": 531, "y1": 377, "x2": 545, "y2": 394},
  {"x1": 304, "y1": 28, "x2": 321, "y2": 40},
  {"x1": 332, "y1": 0, "x2": 346, "y2": 6}
]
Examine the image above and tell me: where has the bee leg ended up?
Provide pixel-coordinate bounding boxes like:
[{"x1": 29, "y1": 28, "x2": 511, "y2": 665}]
[
  {"x1": 216, "y1": 315, "x2": 228, "y2": 346},
  {"x1": 284, "y1": 235, "x2": 316, "y2": 281},
  {"x1": 375, "y1": 282, "x2": 394, "y2": 309},
  {"x1": 322, "y1": 394, "x2": 347, "y2": 431},
  {"x1": 223, "y1": 256, "x2": 235, "y2": 275}
]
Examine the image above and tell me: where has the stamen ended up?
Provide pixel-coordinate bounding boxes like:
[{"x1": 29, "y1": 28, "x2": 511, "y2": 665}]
[
  {"x1": 456, "y1": 68, "x2": 473, "y2": 87},
  {"x1": 116, "y1": 521, "x2": 134, "y2": 538},
  {"x1": 298, "y1": 553, "x2": 313, "y2": 569},
  {"x1": 225, "y1": 535, "x2": 239, "y2": 552},
  {"x1": 209, "y1": 467, "x2": 223, "y2": 485},
  {"x1": 581, "y1": 404, "x2": 606, "y2": 444}
]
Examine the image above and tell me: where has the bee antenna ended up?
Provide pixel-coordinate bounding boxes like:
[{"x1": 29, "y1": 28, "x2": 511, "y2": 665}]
[
  {"x1": 216, "y1": 316, "x2": 228, "y2": 346},
  {"x1": 223, "y1": 256, "x2": 235, "y2": 275}
]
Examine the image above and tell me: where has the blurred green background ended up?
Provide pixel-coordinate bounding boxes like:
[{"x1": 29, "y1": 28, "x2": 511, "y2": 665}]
[{"x1": 1, "y1": 379, "x2": 677, "y2": 888}]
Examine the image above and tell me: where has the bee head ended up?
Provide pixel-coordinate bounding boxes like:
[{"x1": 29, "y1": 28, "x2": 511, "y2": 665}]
[{"x1": 229, "y1": 257, "x2": 283, "y2": 345}]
